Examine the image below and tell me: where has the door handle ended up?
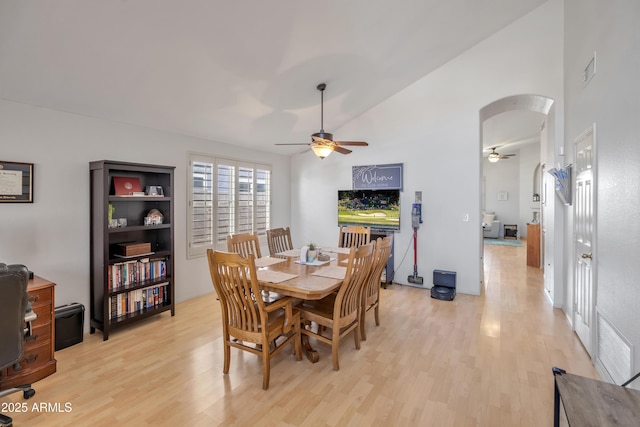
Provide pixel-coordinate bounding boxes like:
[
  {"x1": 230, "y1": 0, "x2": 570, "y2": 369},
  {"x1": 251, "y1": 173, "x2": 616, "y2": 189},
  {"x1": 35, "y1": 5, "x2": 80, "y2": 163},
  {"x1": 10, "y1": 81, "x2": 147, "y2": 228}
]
[{"x1": 581, "y1": 253, "x2": 592, "y2": 259}]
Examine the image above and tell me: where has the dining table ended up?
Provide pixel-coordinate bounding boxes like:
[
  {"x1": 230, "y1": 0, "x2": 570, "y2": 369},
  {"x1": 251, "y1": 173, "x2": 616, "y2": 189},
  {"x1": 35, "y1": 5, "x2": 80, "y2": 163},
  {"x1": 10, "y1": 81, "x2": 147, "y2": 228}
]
[{"x1": 253, "y1": 247, "x2": 351, "y2": 362}]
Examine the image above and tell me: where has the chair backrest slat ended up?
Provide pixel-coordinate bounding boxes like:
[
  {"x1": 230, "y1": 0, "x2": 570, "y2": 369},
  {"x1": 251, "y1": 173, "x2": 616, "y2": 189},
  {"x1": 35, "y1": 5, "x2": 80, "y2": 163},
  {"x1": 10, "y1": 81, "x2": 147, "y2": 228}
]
[
  {"x1": 335, "y1": 242, "x2": 374, "y2": 319},
  {"x1": 364, "y1": 235, "x2": 393, "y2": 302},
  {"x1": 207, "y1": 250, "x2": 265, "y2": 333},
  {"x1": 266, "y1": 227, "x2": 294, "y2": 256},
  {"x1": 338, "y1": 225, "x2": 371, "y2": 249},
  {"x1": 227, "y1": 232, "x2": 262, "y2": 259}
]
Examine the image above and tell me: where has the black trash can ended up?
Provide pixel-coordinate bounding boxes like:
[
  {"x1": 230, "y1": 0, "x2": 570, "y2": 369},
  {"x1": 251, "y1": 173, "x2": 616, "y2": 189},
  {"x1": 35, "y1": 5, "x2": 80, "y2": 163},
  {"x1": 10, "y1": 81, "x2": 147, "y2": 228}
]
[{"x1": 55, "y1": 303, "x2": 84, "y2": 351}]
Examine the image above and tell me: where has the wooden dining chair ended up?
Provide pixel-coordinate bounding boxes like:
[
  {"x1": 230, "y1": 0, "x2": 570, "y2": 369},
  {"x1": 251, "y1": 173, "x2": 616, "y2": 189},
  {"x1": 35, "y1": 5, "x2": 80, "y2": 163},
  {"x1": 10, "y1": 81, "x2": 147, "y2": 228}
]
[
  {"x1": 226, "y1": 232, "x2": 262, "y2": 258},
  {"x1": 266, "y1": 227, "x2": 294, "y2": 256},
  {"x1": 228, "y1": 231, "x2": 286, "y2": 303},
  {"x1": 338, "y1": 225, "x2": 371, "y2": 248},
  {"x1": 206, "y1": 249, "x2": 302, "y2": 390},
  {"x1": 360, "y1": 235, "x2": 393, "y2": 341},
  {"x1": 298, "y1": 241, "x2": 374, "y2": 371}
]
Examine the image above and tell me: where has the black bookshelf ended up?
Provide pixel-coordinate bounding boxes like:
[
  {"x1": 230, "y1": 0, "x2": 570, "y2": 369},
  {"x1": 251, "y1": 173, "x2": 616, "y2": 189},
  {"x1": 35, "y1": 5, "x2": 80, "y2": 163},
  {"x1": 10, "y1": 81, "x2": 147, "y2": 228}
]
[{"x1": 89, "y1": 160, "x2": 175, "y2": 340}]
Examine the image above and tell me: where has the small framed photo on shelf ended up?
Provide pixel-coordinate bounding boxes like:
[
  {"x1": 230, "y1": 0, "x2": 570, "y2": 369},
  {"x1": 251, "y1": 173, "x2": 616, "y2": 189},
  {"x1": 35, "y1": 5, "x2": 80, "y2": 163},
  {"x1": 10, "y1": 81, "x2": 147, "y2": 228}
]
[
  {"x1": 0, "y1": 161, "x2": 34, "y2": 203},
  {"x1": 145, "y1": 186, "x2": 164, "y2": 196}
]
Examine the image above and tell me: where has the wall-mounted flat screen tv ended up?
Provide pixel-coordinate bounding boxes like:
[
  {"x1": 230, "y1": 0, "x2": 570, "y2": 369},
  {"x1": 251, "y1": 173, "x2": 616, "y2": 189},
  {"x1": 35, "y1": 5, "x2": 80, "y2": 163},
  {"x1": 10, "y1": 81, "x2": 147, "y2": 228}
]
[{"x1": 338, "y1": 189, "x2": 400, "y2": 230}]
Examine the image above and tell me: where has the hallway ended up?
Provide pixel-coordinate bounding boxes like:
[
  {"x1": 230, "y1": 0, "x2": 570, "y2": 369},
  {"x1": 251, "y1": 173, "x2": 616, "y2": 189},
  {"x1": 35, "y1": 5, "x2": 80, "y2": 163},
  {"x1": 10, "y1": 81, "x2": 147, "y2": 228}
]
[{"x1": 480, "y1": 242, "x2": 598, "y2": 424}]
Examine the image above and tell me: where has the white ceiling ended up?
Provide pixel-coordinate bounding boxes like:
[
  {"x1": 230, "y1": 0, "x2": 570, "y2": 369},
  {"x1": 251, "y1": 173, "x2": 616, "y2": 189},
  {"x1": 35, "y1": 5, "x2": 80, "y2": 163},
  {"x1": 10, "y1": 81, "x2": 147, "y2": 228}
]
[
  {"x1": 0, "y1": 0, "x2": 548, "y2": 156},
  {"x1": 483, "y1": 110, "x2": 545, "y2": 156}
]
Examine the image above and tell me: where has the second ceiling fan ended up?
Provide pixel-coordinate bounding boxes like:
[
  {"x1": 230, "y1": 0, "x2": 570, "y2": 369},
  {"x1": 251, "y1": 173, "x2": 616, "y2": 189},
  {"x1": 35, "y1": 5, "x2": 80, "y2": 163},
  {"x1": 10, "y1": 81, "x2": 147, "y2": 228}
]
[
  {"x1": 486, "y1": 146, "x2": 516, "y2": 162},
  {"x1": 276, "y1": 83, "x2": 368, "y2": 159}
]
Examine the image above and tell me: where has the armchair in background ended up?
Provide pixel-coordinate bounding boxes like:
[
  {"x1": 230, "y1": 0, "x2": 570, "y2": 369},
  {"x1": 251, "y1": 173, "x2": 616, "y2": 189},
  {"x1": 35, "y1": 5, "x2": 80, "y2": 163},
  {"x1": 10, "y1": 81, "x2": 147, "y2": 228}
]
[
  {"x1": 482, "y1": 211, "x2": 501, "y2": 239},
  {"x1": 0, "y1": 263, "x2": 37, "y2": 426}
]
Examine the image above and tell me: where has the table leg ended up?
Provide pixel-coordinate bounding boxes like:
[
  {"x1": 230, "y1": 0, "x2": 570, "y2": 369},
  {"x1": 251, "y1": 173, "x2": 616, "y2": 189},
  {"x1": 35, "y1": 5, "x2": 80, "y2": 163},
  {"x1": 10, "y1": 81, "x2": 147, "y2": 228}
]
[
  {"x1": 301, "y1": 333, "x2": 319, "y2": 363},
  {"x1": 552, "y1": 366, "x2": 566, "y2": 427},
  {"x1": 553, "y1": 378, "x2": 560, "y2": 427}
]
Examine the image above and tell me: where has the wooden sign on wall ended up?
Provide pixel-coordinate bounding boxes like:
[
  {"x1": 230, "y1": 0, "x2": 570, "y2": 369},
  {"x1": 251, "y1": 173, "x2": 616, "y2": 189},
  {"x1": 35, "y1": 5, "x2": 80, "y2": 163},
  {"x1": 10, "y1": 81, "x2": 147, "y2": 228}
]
[{"x1": 352, "y1": 163, "x2": 403, "y2": 190}]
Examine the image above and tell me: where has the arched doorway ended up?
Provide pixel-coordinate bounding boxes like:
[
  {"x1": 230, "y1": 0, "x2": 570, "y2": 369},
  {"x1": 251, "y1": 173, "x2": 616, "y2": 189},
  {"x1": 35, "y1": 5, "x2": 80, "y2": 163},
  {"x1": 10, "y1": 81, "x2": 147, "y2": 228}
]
[{"x1": 479, "y1": 94, "x2": 561, "y2": 304}]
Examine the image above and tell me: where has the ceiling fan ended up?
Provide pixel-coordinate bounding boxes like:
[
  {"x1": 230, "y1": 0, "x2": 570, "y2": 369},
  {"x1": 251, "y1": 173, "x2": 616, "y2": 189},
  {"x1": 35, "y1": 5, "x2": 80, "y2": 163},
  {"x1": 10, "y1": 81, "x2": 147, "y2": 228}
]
[
  {"x1": 486, "y1": 146, "x2": 516, "y2": 163},
  {"x1": 276, "y1": 83, "x2": 368, "y2": 159}
]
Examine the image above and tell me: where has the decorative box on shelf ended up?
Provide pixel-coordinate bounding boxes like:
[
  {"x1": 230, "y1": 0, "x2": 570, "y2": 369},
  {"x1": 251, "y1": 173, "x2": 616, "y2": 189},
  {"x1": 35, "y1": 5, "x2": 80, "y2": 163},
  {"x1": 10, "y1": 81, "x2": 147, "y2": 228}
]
[{"x1": 116, "y1": 242, "x2": 151, "y2": 257}]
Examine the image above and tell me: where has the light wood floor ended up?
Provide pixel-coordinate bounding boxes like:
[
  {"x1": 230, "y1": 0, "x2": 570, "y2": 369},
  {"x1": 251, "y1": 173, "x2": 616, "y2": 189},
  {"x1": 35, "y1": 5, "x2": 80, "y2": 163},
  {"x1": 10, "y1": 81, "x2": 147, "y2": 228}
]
[{"x1": 5, "y1": 243, "x2": 598, "y2": 426}]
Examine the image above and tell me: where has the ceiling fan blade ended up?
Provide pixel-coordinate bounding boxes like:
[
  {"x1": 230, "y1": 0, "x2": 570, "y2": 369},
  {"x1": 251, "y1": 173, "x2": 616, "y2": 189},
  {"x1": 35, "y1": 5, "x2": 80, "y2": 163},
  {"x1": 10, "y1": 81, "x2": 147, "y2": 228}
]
[
  {"x1": 502, "y1": 154, "x2": 516, "y2": 157},
  {"x1": 333, "y1": 146, "x2": 352, "y2": 155},
  {"x1": 335, "y1": 141, "x2": 368, "y2": 146},
  {"x1": 275, "y1": 143, "x2": 312, "y2": 146}
]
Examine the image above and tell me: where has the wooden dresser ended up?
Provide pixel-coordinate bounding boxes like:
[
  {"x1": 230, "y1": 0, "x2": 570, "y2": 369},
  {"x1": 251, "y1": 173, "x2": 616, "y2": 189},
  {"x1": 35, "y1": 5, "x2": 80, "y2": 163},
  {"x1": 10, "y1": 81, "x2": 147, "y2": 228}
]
[
  {"x1": 527, "y1": 223, "x2": 541, "y2": 268},
  {"x1": 0, "y1": 276, "x2": 57, "y2": 390}
]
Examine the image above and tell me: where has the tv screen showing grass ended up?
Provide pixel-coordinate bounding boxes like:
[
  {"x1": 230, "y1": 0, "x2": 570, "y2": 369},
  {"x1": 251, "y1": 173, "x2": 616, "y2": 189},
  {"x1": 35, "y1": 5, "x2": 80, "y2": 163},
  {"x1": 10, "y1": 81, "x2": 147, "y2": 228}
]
[{"x1": 338, "y1": 189, "x2": 400, "y2": 230}]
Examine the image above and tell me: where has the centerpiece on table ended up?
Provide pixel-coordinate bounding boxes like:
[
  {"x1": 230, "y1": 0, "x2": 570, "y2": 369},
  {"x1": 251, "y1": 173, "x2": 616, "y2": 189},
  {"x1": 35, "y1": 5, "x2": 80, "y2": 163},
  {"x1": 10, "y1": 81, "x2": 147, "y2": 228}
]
[{"x1": 307, "y1": 243, "x2": 318, "y2": 263}]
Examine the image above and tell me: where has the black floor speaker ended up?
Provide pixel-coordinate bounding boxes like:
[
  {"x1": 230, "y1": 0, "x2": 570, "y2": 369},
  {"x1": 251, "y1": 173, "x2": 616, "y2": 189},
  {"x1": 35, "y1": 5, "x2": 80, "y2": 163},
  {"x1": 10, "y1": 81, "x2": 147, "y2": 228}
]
[{"x1": 430, "y1": 269, "x2": 456, "y2": 301}]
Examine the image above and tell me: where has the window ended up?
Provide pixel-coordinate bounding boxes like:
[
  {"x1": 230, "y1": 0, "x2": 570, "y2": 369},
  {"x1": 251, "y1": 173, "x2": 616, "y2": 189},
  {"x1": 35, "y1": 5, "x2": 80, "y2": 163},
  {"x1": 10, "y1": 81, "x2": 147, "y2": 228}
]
[{"x1": 188, "y1": 154, "x2": 271, "y2": 258}]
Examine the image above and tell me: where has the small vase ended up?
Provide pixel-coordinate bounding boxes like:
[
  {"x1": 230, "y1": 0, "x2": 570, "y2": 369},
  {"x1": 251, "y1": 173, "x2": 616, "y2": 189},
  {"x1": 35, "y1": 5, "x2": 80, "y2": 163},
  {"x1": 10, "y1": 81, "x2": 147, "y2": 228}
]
[{"x1": 307, "y1": 250, "x2": 317, "y2": 263}]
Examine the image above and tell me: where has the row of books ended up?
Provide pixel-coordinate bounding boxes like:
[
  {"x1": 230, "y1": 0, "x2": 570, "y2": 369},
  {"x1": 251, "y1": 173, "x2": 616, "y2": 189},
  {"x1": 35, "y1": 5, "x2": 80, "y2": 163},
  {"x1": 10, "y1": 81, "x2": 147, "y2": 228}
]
[
  {"x1": 109, "y1": 282, "x2": 169, "y2": 320},
  {"x1": 108, "y1": 257, "x2": 167, "y2": 290}
]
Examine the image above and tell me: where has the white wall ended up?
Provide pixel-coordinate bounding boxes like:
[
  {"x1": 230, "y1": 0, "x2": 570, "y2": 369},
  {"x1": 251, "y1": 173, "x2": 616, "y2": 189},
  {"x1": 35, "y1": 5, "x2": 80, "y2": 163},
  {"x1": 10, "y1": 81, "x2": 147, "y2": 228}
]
[
  {"x1": 518, "y1": 143, "x2": 542, "y2": 234},
  {"x1": 564, "y1": 0, "x2": 640, "y2": 384},
  {"x1": 0, "y1": 100, "x2": 291, "y2": 331},
  {"x1": 484, "y1": 153, "x2": 520, "y2": 237},
  {"x1": 290, "y1": 0, "x2": 564, "y2": 295}
]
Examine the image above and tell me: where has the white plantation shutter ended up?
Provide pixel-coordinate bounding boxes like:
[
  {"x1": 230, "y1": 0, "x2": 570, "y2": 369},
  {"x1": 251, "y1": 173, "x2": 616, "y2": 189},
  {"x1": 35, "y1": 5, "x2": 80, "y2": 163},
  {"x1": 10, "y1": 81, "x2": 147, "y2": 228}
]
[
  {"x1": 188, "y1": 158, "x2": 214, "y2": 257},
  {"x1": 236, "y1": 166, "x2": 254, "y2": 234},
  {"x1": 216, "y1": 163, "x2": 235, "y2": 245},
  {"x1": 188, "y1": 153, "x2": 271, "y2": 258},
  {"x1": 255, "y1": 167, "x2": 271, "y2": 236}
]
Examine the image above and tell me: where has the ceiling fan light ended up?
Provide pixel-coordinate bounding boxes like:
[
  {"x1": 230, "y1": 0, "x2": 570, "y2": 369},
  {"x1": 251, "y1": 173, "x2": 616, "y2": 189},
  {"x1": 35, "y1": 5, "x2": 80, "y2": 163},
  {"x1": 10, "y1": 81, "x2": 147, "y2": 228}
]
[
  {"x1": 311, "y1": 144, "x2": 333, "y2": 159},
  {"x1": 488, "y1": 153, "x2": 500, "y2": 162}
]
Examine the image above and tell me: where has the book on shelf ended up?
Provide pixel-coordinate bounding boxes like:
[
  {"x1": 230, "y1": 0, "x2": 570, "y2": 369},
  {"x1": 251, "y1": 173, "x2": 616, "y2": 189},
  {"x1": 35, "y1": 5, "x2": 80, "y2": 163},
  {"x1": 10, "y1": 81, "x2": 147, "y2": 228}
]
[
  {"x1": 108, "y1": 258, "x2": 167, "y2": 290},
  {"x1": 109, "y1": 282, "x2": 169, "y2": 320},
  {"x1": 112, "y1": 176, "x2": 143, "y2": 196}
]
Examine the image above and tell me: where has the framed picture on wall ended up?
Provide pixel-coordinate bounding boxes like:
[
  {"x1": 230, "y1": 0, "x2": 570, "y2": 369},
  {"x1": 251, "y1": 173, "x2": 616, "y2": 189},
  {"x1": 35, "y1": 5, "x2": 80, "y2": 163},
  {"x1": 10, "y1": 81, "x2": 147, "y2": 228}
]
[
  {"x1": 352, "y1": 163, "x2": 403, "y2": 190},
  {"x1": 0, "y1": 161, "x2": 34, "y2": 203}
]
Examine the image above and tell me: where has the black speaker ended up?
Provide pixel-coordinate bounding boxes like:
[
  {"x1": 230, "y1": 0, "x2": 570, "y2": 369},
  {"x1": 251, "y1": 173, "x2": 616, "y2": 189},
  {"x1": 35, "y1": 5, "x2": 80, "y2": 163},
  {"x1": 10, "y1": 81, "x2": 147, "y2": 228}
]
[{"x1": 431, "y1": 269, "x2": 456, "y2": 301}]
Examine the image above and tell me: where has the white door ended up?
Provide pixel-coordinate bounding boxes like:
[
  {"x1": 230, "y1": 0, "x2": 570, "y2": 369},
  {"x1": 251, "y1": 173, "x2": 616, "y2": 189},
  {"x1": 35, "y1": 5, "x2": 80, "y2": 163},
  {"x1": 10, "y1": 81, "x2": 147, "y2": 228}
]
[
  {"x1": 573, "y1": 125, "x2": 595, "y2": 356},
  {"x1": 542, "y1": 164, "x2": 555, "y2": 300}
]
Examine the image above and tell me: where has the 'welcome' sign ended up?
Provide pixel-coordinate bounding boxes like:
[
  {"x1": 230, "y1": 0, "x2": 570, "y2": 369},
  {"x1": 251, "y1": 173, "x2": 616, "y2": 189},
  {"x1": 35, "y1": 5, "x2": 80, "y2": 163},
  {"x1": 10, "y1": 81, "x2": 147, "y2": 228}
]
[{"x1": 352, "y1": 163, "x2": 403, "y2": 190}]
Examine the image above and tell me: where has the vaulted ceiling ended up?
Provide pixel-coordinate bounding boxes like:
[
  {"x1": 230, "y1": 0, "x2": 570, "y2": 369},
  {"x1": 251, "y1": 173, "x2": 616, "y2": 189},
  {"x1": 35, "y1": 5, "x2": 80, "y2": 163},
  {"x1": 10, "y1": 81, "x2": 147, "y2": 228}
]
[{"x1": 0, "y1": 0, "x2": 548, "y2": 155}]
